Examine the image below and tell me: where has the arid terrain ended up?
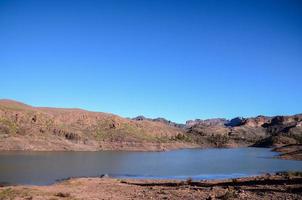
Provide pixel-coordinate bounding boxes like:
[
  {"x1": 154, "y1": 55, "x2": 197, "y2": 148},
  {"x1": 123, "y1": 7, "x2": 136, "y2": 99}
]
[
  {"x1": 0, "y1": 99, "x2": 302, "y2": 154},
  {"x1": 0, "y1": 172, "x2": 301, "y2": 200},
  {"x1": 1, "y1": 99, "x2": 302, "y2": 199},
  {"x1": 0, "y1": 99, "x2": 195, "y2": 151}
]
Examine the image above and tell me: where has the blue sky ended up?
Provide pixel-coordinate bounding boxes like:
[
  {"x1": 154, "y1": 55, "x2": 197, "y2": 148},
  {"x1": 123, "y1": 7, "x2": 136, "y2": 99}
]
[{"x1": 0, "y1": 0, "x2": 301, "y2": 123}]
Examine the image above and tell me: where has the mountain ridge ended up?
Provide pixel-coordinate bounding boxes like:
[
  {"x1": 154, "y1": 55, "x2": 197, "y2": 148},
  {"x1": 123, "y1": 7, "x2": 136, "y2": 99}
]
[{"x1": 0, "y1": 99, "x2": 301, "y2": 151}]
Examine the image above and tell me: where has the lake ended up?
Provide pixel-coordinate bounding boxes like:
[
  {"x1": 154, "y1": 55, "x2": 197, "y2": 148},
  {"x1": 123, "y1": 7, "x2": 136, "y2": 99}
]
[{"x1": 1, "y1": 147, "x2": 302, "y2": 185}]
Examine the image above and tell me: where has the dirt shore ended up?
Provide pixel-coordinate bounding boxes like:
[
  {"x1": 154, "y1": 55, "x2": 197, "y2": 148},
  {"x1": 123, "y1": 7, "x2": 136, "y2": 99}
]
[
  {"x1": 0, "y1": 135, "x2": 203, "y2": 152},
  {"x1": 1, "y1": 173, "x2": 301, "y2": 200},
  {"x1": 273, "y1": 144, "x2": 302, "y2": 160}
]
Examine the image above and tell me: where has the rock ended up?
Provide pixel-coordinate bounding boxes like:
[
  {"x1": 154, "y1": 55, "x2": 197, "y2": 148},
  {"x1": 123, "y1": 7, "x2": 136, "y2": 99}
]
[
  {"x1": 132, "y1": 116, "x2": 147, "y2": 121},
  {"x1": 152, "y1": 118, "x2": 185, "y2": 128},
  {"x1": 32, "y1": 115, "x2": 37, "y2": 123},
  {"x1": 262, "y1": 116, "x2": 298, "y2": 134},
  {"x1": 64, "y1": 132, "x2": 80, "y2": 140},
  {"x1": 244, "y1": 116, "x2": 270, "y2": 127},
  {"x1": 206, "y1": 195, "x2": 214, "y2": 200},
  {"x1": 55, "y1": 192, "x2": 70, "y2": 197},
  {"x1": 14, "y1": 113, "x2": 19, "y2": 122},
  {"x1": 99, "y1": 174, "x2": 109, "y2": 178},
  {"x1": 225, "y1": 117, "x2": 246, "y2": 127},
  {"x1": 186, "y1": 118, "x2": 228, "y2": 127},
  {"x1": 132, "y1": 116, "x2": 184, "y2": 128},
  {"x1": 109, "y1": 123, "x2": 116, "y2": 129},
  {"x1": 271, "y1": 116, "x2": 285, "y2": 125}
]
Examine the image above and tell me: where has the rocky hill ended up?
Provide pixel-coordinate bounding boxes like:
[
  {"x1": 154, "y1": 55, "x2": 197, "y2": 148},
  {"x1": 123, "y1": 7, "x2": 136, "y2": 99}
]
[
  {"x1": 0, "y1": 99, "x2": 301, "y2": 151},
  {"x1": 0, "y1": 99, "x2": 196, "y2": 151},
  {"x1": 131, "y1": 116, "x2": 185, "y2": 128},
  {"x1": 186, "y1": 114, "x2": 302, "y2": 148}
]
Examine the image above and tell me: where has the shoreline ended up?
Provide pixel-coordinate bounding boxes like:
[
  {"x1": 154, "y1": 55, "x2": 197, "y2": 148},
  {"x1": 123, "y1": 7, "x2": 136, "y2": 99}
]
[
  {"x1": 0, "y1": 137, "x2": 203, "y2": 152},
  {"x1": 1, "y1": 173, "x2": 301, "y2": 199},
  {"x1": 1, "y1": 144, "x2": 301, "y2": 160},
  {"x1": 273, "y1": 144, "x2": 302, "y2": 160}
]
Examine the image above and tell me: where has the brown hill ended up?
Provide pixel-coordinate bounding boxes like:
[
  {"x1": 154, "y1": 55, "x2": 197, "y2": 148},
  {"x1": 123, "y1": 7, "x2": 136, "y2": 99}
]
[{"x1": 0, "y1": 99, "x2": 197, "y2": 151}]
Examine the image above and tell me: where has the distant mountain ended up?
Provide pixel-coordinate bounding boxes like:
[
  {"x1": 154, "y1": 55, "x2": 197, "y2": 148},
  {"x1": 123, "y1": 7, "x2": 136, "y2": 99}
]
[
  {"x1": 186, "y1": 114, "x2": 302, "y2": 148},
  {"x1": 186, "y1": 118, "x2": 228, "y2": 127},
  {"x1": 132, "y1": 116, "x2": 185, "y2": 128},
  {"x1": 0, "y1": 99, "x2": 301, "y2": 151}
]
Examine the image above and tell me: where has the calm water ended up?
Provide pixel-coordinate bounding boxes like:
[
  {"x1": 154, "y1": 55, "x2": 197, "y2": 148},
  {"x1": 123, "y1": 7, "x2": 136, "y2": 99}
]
[{"x1": 0, "y1": 148, "x2": 302, "y2": 185}]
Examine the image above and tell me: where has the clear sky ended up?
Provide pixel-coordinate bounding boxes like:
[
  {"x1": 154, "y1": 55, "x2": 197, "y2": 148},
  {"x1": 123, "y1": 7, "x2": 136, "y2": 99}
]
[{"x1": 0, "y1": 0, "x2": 301, "y2": 123}]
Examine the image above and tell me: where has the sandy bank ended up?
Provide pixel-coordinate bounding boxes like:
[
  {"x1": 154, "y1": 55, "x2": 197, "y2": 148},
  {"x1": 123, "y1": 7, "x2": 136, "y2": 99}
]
[{"x1": 1, "y1": 173, "x2": 302, "y2": 200}]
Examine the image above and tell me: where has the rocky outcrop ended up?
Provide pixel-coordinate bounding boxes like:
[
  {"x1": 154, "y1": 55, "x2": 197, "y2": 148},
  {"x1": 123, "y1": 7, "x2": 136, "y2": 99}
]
[
  {"x1": 245, "y1": 116, "x2": 270, "y2": 127},
  {"x1": 132, "y1": 116, "x2": 147, "y2": 121},
  {"x1": 52, "y1": 128, "x2": 81, "y2": 141},
  {"x1": 186, "y1": 118, "x2": 228, "y2": 127},
  {"x1": 224, "y1": 116, "x2": 271, "y2": 128},
  {"x1": 186, "y1": 114, "x2": 301, "y2": 148},
  {"x1": 152, "y1": 118, "x2": 185, "y2": 128},
  {"x1": 132, "y1": 116, "x2": 185, "y2": 128},
  {"x1": 225, "y1": 117, "x2": 246, "y2": 127},
  {"x1": 262, "y1": 115, "x2": 301, "y2": 134}
]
